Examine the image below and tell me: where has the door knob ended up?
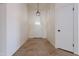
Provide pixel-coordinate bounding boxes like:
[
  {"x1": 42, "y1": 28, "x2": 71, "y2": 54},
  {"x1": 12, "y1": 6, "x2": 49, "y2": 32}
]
[{"x1": 58, "y1": 30, "x2": 61, "y2": 32}]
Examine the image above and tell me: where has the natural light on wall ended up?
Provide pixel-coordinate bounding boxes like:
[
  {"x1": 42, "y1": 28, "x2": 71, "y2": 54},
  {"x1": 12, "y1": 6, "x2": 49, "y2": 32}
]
[{"x1": 35, "y1": 21, "x2": 40, "y2": 25}]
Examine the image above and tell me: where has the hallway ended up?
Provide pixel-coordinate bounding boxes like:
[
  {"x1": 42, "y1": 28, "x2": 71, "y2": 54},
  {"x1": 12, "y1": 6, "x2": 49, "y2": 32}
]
[
  {"x1": 0, "y1": 3, "x2": 78, "y2": 56},
  {"x1": 13, "y1": 38, "x2": 76, "y2": 56}
]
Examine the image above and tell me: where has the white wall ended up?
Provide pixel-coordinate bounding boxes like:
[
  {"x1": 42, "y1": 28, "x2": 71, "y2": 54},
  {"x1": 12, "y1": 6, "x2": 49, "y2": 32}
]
[
  {"x1": 6, "y1": 3, "x2": 28, "y2": 56},
  {"x1": 0, "y1": 4, "x2": 6, "y2": 56},
  {"x1": 46, "y1": 4, "x2": 55, "y2": 46}
]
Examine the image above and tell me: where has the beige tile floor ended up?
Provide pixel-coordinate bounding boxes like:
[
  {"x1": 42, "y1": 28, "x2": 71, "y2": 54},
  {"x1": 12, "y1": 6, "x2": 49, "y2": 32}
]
[{"x1": 13, "y1": 38, "x2": 77, "y2": 56}]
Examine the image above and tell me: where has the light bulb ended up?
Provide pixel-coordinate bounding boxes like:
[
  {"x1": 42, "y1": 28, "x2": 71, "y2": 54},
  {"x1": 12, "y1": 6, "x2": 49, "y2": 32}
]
[{"x1": 36, "y1": 10, "x2": 40, "y2": 16}]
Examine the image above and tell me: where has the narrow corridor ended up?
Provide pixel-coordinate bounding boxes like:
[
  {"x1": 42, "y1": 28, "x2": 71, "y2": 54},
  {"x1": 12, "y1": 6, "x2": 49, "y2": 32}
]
[{"x1": 13, "y1": 38, "x2": 76, "y2": 56}]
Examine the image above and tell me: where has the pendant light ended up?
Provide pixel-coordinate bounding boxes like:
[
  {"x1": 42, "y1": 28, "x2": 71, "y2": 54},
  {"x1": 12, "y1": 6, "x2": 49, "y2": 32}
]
[{"x1": 36, "y1": 3, "x2": 40, "y2": 16}]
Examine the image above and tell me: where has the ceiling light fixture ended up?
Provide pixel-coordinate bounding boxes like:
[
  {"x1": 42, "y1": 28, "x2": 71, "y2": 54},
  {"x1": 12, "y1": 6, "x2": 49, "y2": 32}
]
[{"x1": 36, "y1": 3, "x2": 40, "y2": 16}]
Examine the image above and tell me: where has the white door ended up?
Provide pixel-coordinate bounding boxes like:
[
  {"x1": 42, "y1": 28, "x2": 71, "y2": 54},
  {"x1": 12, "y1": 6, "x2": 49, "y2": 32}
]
[
  {"x1": 55, "y1": 4, "x2": 74, "y2": 52},
  {"x1": 33, "y1": 15, "x2": 44, "y2": 38}
]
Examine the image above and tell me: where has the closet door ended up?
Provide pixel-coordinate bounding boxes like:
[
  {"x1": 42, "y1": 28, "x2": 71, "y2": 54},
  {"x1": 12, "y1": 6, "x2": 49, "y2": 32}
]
[{"x1": 55, "y1": 4, "x2": 74, "y2": 52}]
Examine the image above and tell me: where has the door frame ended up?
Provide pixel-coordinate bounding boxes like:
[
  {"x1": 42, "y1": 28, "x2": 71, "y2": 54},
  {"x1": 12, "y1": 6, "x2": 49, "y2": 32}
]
[{"x1": 55, "y1": 3, "x2": 78, "y2": 55}]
